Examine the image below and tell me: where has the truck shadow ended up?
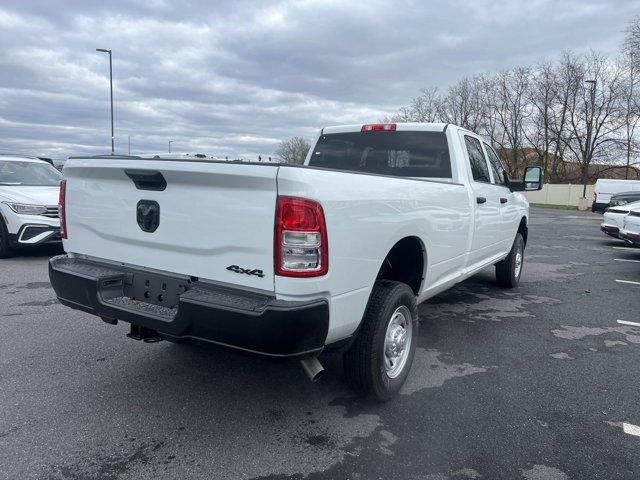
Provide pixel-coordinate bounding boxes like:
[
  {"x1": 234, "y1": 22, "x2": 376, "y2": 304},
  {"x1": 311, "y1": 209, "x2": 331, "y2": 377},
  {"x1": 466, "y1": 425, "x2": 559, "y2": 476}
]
[
  {"x1": 3, "y1": 244, "x2": 64, "y2": 259},
  {"x1": 86, "y1": 269, "x2": 504, "y2": 412},
  {"x1": 44, "y1": 270, "x2": 515, "y2": 478}
]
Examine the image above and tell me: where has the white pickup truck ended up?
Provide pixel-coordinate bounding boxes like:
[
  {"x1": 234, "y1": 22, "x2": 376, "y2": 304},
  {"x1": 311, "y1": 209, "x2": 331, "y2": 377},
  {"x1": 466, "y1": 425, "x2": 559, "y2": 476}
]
[{"x1": 49, "y1": 123, "x2": 542, "y2": 400}]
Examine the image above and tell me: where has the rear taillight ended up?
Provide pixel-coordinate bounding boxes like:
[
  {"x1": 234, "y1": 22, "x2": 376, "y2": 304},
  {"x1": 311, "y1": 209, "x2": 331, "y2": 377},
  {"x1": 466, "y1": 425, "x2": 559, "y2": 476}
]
[
  {"x1": 361, "y1": 123, "x2": 396, "y2": 132},
  {"x1": 59, "y1": 179, "x2": 67, "y2": 239},
  {"x1": 593, "y1": 192, "x2": 597, "y2": 202},
  {"x1": 275, "y1": 196, "x2": 328, "y2": 277}
]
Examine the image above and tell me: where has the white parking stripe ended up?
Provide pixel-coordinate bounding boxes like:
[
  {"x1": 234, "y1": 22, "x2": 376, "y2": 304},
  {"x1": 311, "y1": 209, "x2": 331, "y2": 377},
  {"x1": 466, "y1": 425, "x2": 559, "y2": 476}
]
[
  {"x1": 616, "y1": 279, "x2": 640, "y2": 286},
  {"x1": 623, "y1": 423, "x2": 640, "y2": 437},
  {"x1": 615, "y1": 258, "x2": 640, "y2": 263},
  {"x1": 617, "y1": 320, "x2": 640, "y2": 328},
  {"x1": 613, "y1": 246, "x2": 637, "y2": 250}
]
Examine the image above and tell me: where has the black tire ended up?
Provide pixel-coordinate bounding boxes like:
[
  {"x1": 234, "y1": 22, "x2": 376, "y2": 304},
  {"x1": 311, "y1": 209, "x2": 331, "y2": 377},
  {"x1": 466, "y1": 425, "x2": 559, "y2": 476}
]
[
  {"x1": 0, "y1": 216, "x2": 13, "y2": 259},
  {"x1": 343, "y1": 280, "x2": 418, "y2": 401},
  {"x1": 495, "y1": 233, "x2": 525, "y2": 288}
]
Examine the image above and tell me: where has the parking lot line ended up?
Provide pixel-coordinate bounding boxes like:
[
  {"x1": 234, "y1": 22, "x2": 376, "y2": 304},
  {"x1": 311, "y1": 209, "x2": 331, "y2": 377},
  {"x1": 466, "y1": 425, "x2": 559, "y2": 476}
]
[
  {"x1": 616, "y1": 279, "x2": 640, "y2": 286},
  {"x1": 615, "y1": 258, "x2": 640, "y2": 263},
  {"x1": 623, "y1": 423, "x2": 640, "y2": 437},
  {"x1": 612, "y1": 246, "x2": 637, "y2": 250},
  {"x1": 617, "y1": 320, "x2": 640, "y2": 327}
]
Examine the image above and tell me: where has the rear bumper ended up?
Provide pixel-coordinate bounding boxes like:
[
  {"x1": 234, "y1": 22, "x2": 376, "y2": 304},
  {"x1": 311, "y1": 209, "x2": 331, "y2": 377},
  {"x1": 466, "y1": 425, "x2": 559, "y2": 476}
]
[
  {"x1": 49, "y1": 255, "x2": 329, "y2": 357},
  {"x1": 619, "y1": 230, "x2": 640, "y2": 246},
  {"x1": 600, "y1": 223, "x2": 620, "y2": 237}
]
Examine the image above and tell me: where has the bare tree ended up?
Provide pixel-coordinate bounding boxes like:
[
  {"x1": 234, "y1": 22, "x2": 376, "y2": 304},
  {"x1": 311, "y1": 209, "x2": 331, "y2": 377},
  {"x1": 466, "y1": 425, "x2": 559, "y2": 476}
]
[
  {"x1": 391, "y1": 87, "x2": 442, "y2": 122},
  {"x1": 525, "y1": 62, "x2": 556, "y2": 179},
  {"x1": 408, "y1": 87, "x2": 442, "y2": 122},
  {"x1": 620, "y1": 32, "x2": 640, "y2": 178},
  {"x1": 546, "y1": 52, "x2": 582, "y2": 183},
  {"x1": 623, "y1": 15, "x2": 640, "y2": 67},
  {"x1": 476, "y1": 74, "x2": 501, "y2": 145},
  {"x1": 439, "y1": 76, "x2": 485, "y2": 131},
  {"x1": 276, "y1": 137, "x2": 311, "y2": 165},
  {"x1": 490, "y1": 68, "x2": 531, "y2": 177},
  {"x1": 562, "y1": 52, "x2": 624, "y2": 196},
  {"x1": 392, "y1": 42, "x2": 640, "y2": 187}
]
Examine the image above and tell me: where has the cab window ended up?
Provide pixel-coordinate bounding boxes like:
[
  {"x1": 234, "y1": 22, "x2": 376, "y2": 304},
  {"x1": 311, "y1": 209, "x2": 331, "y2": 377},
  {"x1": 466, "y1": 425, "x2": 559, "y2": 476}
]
[
  {"x1": 483, "y1": 143, "x2": 508, "y2": 187},
  {"x1": 463, "y1": 136, "x2": 490, "y2": 183}
]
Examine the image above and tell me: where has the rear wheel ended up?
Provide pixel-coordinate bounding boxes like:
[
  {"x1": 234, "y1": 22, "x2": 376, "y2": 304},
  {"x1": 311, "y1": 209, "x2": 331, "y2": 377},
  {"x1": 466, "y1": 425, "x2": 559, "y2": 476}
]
[
  {"x1": 495, "y1": 233, "x2": 524, "y2": 288},
  {"x1": 0, "y1": 217, "x2": 14, "y2": 258},
  {"x1": 343, "y1": 280, "x2": 418, "y2": 401}
]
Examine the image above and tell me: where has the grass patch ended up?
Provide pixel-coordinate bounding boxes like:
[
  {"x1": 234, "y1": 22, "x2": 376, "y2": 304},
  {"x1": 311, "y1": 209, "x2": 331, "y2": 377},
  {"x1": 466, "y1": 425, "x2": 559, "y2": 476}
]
[{"x1": 530, "y1": 203, "x2": 578, "y2": 211}]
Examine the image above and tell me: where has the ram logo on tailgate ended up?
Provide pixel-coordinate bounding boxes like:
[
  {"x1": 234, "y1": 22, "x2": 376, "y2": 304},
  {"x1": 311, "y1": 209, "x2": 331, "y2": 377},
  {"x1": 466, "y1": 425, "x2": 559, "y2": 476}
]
[{"x1": 136, "y1": 200, "x2": 160, "y2": 233}]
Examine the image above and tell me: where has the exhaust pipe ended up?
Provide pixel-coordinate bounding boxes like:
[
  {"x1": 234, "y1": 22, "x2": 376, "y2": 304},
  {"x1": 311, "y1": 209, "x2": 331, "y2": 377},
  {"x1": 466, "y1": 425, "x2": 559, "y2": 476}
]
[{"x1": 300, "y1": 357, "x2": 325, "y2": 382}]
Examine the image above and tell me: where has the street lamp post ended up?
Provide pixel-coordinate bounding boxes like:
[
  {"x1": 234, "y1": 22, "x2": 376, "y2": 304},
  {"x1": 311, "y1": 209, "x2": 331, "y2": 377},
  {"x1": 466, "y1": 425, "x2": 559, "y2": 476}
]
[
  {"x1": 96, "y1": 48, "x2": 114, "y2": 154},
  {"x1": 169, "y1": 140, "x2": 173, "y2": 153}
]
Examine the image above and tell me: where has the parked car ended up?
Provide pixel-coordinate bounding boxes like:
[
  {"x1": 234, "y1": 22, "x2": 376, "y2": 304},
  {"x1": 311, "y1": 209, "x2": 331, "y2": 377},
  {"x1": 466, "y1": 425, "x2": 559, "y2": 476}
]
[
  {"x1": 49, "y1": 122, "x2": 542, "y2": 400},
  {"x1": 601, "y1": 200, "x2": 640, "y2": 238},
  {"x1": 608, "y1": 190, "x2": 640, "y2": 208},
  {"x1": 620, "y1": 206, "x2": 640, "y2": 246},
  {"x1": 0, "y1": 154, "x2": 63, "y2": 257},
  {"x1": 592, "y1": 178, "x2": 640, "y2": 213}
]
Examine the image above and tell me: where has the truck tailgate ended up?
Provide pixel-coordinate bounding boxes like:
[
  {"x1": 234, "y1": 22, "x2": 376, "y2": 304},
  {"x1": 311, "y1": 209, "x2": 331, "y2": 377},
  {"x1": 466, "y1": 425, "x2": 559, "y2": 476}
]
[{"x1": 62, "y1": 158, "x2": 278, "y2": 291}]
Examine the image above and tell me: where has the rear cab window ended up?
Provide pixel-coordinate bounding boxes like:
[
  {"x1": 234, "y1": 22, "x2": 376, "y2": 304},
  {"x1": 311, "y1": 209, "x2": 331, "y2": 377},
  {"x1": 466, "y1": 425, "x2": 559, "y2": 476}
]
[{"x1": 308, "y1": 130, "x2": 452, "y2": 179}]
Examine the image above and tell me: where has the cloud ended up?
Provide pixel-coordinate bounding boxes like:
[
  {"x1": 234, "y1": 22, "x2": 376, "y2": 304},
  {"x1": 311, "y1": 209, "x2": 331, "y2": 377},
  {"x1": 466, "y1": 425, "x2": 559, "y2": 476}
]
[{"x1": 0, "y1": 0, "x2": 636, "y2": 159}]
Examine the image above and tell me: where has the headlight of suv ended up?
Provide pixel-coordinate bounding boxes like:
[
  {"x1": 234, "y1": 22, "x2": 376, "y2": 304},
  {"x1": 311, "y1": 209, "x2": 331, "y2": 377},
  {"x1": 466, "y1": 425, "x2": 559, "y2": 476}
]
[{"x1": 3, "y1": 203, "x2": 48, "y2": 215}]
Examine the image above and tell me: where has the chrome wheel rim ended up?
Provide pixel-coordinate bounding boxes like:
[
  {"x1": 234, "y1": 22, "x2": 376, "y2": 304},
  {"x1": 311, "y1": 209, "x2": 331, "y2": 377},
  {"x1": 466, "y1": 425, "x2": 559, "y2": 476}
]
[
  {"x1": 514, "y1": 248, "x2": 523, "y2": 278},
  {"x1": 383, "y1": 305, "x2": 413, "y2": 379}
]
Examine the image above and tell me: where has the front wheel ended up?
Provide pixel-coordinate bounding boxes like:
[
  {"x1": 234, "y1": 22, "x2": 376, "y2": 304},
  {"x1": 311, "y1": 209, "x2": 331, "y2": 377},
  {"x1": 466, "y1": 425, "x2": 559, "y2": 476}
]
[
  {"x1": 495, "y1": 233, "x2": 525, "y2": 288},
  {"x1": 343, "y1": 280, "x2": 418, "y2": 401},
  {"x1": 0, "y1": 217, "x2": 14, "y2": 259}
]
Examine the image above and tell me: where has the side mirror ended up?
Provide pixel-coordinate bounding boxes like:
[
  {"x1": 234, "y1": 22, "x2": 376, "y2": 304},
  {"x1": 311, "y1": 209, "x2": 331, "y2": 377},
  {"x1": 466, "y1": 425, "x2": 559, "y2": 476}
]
[
  {"x1": 509, "y1": 166, "x2": 543, "y2": 192},
  {"x1": 523, "y1": 166, "x2": 543, "y2": 191}
]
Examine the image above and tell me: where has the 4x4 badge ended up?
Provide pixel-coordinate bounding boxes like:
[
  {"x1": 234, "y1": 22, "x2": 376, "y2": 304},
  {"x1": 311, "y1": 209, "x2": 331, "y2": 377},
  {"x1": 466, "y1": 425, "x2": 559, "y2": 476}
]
[{"x1": 226, "y1": 265, "x2": 265, "y2": 278}]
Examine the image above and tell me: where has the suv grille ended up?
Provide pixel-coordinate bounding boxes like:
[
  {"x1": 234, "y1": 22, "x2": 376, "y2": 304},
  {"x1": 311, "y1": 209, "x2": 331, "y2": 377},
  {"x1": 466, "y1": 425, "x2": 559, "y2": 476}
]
[{"x1": 42, "y1": 206, "x2": 59, "y2": 218}]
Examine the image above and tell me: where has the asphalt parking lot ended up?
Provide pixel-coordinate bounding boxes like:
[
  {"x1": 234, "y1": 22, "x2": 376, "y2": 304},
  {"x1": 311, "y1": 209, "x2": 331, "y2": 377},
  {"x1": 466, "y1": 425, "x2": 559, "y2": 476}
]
[{"x1": 1, "y1": 207, "x2": 639, "y2": 480}]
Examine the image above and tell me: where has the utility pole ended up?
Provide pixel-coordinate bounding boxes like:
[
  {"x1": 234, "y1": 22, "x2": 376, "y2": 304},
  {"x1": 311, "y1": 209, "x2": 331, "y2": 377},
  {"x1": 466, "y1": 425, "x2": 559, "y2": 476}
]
[{"x1": 96, "y1": 48, "x2": 114, "y2": 154}]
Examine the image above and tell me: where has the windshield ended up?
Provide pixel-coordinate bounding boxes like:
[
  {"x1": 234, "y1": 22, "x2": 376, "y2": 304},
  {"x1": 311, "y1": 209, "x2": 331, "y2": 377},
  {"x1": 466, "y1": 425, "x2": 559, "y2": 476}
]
[
  {"x1": 308, "y1": 131, "x2": 452, "y2": 178},
  {"x1": 0, "y1": 160, "x2": 63, "y2": 186}
]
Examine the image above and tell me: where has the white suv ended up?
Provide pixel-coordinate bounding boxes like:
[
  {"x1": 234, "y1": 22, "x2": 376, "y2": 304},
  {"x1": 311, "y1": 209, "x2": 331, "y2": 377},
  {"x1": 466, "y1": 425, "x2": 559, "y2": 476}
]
[
  {"x1": 620, "y1": 206, "x2": 640, "y2": 246},
  {"x1": 0, "y1": 155, "x2": 63, "y2": 257},
  {"x1": 601, "y1": 200, "x2": 640, "y2": 238}
]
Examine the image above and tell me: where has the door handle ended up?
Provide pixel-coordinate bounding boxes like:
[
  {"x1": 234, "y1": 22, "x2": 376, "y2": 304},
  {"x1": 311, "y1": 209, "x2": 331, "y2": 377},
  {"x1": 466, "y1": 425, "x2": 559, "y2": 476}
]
[
  {"x1": 476, "y1": 197, "x2": 487, "y2": 204},
  {"x1": 500, "y1": 198, "x2": 508, "y2": 204}
]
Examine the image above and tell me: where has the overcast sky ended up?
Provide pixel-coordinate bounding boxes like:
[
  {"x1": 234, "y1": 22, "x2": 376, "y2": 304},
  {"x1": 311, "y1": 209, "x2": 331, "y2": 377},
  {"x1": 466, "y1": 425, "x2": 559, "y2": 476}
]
[{"x1": 1, "y1": 0, "x2": 639, "y2": 160}]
